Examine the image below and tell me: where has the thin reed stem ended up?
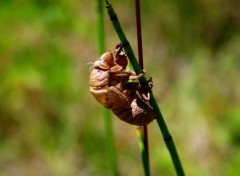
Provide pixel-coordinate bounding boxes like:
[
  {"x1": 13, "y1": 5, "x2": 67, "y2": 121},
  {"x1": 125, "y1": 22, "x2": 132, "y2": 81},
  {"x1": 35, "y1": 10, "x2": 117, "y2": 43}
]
[
  {"x1": 105, "y1": 2, "x2": 185, "y2": 175},
  {"x1": 96, "y1": 0, "x2": 118, "y2": 175},
  {"x1": 136, "y1": 126, "x2": 150, "y2": 176},
  {"x1": 135, "y1": 0, "x2": 150, "y2": 175},
  {"x1": 135, "y1": 0, "x2": 143, "y2": 69}
]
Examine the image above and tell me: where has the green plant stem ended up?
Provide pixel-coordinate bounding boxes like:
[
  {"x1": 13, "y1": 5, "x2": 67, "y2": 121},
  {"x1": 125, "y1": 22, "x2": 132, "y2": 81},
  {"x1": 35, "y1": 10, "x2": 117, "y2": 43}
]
[
  {"x1": 105, "y1": 2, "x2": 185, "y2": 176},
  {"x1": 97, "y1": 1, "x2": 118, "y2": 175},
  {"x1": 102, "y1": 109, "x2": 118, "y2": 176},
  {"x1": 97, "y1": 0, "x2": 105, "y2": 53},
  {"x1": 136, "y1": 126, "x2": 150, "y2": 176}
]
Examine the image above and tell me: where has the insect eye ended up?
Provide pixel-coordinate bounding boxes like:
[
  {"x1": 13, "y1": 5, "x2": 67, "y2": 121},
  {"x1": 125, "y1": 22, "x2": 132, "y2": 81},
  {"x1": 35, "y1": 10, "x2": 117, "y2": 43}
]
[{"x1": 116, "y1": 57, "x2": 127, "y2": 68}]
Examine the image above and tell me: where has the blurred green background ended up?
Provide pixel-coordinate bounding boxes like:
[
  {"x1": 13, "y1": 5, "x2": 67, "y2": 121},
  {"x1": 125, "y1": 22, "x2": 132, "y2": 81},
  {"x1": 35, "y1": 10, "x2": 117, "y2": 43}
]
[{"x1": 0, "y1": 0, "x2": 240, "y2": 175}]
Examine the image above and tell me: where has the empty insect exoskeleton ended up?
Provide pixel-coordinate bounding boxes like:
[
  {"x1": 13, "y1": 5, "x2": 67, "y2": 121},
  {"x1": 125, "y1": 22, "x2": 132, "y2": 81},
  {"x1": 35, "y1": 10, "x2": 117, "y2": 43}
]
[{"x1": 89, "y1": 44, "x2": 156, "y2": 126}]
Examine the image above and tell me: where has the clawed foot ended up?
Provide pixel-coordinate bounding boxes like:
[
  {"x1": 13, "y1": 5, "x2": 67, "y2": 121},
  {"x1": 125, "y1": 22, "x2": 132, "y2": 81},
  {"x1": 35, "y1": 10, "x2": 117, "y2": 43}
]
[
  {"x1": 129, "y1": 69, "x2": 145, "y2": 80},
  {"x1": 147, "y1": 77, "x2": 153, "y2": 88},
  {"x1": 140, "y1": 77, "x2": 153, "y2": 102},
  {"x1": 141, "y1": 92, "x2": 150, "y2": 102}
]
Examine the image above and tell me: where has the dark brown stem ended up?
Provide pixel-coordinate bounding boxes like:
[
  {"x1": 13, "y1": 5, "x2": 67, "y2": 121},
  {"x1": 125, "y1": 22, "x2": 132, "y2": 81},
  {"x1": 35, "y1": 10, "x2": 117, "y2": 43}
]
[
  {"x1": 135, "y1": 0, "x2": 143, "y2": 69},
  {"x1": 135, "y1": 0, "x2": 149, "y2": 168}
]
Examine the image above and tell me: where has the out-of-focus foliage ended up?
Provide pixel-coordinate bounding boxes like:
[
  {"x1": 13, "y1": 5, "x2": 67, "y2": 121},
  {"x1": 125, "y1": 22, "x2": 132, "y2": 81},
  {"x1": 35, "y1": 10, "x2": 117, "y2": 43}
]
[{"x1": 0, "y1": 0, "x2": 239, "y2": 175}]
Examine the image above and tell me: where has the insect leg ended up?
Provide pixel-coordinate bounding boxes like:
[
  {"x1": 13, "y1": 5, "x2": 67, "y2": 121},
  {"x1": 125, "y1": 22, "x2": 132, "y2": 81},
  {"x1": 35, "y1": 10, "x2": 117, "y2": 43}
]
[
  {"x1": 129, "y1": 69, "x2": 145, "y2": 80},
  {"x1": 124, "y1": 82, "x2": 150, "y2": 102}
]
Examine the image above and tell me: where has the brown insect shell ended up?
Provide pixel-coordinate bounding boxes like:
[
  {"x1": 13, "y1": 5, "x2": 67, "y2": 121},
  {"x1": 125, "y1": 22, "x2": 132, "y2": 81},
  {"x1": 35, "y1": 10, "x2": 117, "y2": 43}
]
[
  {"x1": 89, "y1": 51, "x2": 155, "y2": 125},
  {"x1": 89, "y1": 51, "x2": 131, "y2": 107}
]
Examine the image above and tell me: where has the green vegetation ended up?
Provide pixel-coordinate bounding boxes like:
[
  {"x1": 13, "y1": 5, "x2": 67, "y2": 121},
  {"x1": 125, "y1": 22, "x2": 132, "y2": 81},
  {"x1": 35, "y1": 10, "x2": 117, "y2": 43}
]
[{"x1": 0, "y1": 0, "x2": 239, "y2": 175}]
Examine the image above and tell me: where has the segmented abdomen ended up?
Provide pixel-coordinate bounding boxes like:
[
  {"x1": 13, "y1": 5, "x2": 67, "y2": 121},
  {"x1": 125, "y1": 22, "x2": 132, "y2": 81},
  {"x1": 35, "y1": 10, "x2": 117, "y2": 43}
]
[
  {"x1": 90, "y1": 85, "x2": 156, "y2": 126},
  {"x1": 111, "y1": 97, "x2": 156, "y2": 126}
]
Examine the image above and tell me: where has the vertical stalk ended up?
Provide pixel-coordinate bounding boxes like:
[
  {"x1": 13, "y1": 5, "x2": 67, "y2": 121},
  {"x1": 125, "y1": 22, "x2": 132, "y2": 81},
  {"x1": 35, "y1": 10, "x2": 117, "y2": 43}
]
[
  {"x1": 97, "y1": 0, "x2": 105, "y2": 53},
  {"x1": 96, "y1": 0, "x2": 118, "y2": 175},
  {"x1": 136, "y1": 126, "x2": 150, "y2": 176},
  {"x1": 105, "y1": 1, "x2": 185, "y2": 175},
  {"x1": 102, "y1": 109, "x2": 118, "y2": 176},
  {"x1": 135, "y1": 0, "x2": 150, "y2": 175},
  {"x1": 135, "y1": 0, "x2": 143, "y2": 69}
]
